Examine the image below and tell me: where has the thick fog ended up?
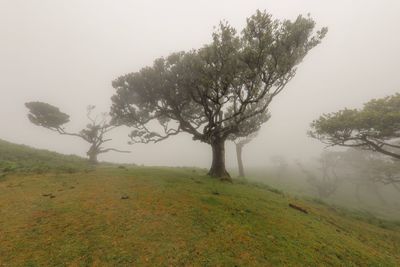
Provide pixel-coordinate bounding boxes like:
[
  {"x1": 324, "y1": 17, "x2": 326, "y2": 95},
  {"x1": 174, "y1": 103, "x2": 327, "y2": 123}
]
[{"x1": 1, "y1": 0, "x2": 399, "y2": 168}]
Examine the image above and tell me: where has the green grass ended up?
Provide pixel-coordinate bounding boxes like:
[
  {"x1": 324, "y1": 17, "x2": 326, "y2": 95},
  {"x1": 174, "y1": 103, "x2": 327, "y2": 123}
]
[
  {"x1": 0, "y1": 139, "x2": 91, "y2": 175},
  {"x1": 1, "y1": 166, "x2": 399, "y2": 266}
]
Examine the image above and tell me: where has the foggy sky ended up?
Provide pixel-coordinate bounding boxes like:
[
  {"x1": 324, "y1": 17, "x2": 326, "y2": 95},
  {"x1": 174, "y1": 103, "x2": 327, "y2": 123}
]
[{"x1": 1, "y1": 0, "x2": 399, "y2": 169}]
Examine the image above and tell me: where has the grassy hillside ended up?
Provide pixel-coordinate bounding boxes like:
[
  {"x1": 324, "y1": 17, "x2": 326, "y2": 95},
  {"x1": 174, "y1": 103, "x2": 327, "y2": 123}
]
[
  {"x1": 1, "y1": 166, "x2": 399, "y2": 266},
  {"x1": 0, "y1": 139, "x2": 90, "y2": 175}
]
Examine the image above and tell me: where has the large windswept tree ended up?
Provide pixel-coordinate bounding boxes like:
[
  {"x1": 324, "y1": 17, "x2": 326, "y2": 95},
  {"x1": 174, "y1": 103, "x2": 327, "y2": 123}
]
[
  {"x1": 111, "y1": 10, "x2": 327, "y2": 179},
  {"x1": 25, "y1": 102, "x2": 129, "y2": 164},
  {"x1": 309, "y1": 93, "x2": 400, "y2": 160}
]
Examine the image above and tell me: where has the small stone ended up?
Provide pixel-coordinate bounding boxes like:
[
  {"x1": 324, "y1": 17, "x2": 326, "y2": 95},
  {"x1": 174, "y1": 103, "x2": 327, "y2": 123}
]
[{"x1": 121, "y1": 195, "x2": 129, "y2": 200}]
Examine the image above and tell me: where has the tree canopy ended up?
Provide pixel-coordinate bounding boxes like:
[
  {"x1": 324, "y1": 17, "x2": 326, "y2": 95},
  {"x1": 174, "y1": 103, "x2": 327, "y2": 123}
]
[
  {"x1": 111, "y1": 10, "x2": 327, "y2": 178},
  {"x1": 309, "y1": 93, "x2": 400, "y2": 160},
  {"x1": 26, "y1": 102, "x2": 70, "y2": 130}
]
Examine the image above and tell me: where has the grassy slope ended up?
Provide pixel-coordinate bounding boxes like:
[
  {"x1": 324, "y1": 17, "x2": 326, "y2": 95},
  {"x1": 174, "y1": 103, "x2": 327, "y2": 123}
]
[
  {"x1": 1, "y1": 167, "x2": 399, "y2": 266},
  {"x1": 0, "y1": 139, "x2": 89, "y2": 174},
  {"x1": 0, "y1": 140, "x2": 399, "y2": 266}
]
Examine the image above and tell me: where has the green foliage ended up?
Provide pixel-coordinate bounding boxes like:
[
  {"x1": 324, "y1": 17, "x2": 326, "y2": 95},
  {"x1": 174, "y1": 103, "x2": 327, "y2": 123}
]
[
  {"x1": 362, "y1": 94, "x2": 400, "y2": 137},
  {"x1": 309, "y1": 93, "x2": 400, "y2": 160},
  {"x1": 25, "y1": 102, "x2": 70, "y2": 129}
]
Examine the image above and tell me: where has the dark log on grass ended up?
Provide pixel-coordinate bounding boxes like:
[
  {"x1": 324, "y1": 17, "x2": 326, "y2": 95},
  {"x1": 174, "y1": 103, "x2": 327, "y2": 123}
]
[{"x1": 289, "y1": 203, "x2": 308, "y2": 214}]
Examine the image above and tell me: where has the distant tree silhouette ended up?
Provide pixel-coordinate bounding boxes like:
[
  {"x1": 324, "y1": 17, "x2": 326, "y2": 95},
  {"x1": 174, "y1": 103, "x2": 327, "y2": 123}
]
[
  {"x1": 270, "y1": 155, "x2": 288, "y2": 179},
  {"x1": 296, "y1": 151, "x2": 342, "y2": 198},
  {"x1": 228, "y1": 109, "x2": 270, "y2": 177}
]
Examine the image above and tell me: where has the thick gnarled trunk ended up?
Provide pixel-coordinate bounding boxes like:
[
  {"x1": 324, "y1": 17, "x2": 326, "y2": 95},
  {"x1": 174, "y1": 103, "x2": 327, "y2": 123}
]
[
  {"x1": 208, "y1": 139, "x2": 230, "y2": 180},
  {"x1": 236, "y1": 144, "x2": 245, "y2": 178},
  {"x1": 87, "y1": 145, "x2": 99, "y2": 165}
]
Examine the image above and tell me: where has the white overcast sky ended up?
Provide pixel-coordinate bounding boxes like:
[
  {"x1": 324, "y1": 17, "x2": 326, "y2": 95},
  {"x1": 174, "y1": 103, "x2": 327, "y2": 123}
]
[{"x1": 1, "y1": 0, "x2": 399, "y2": 168}]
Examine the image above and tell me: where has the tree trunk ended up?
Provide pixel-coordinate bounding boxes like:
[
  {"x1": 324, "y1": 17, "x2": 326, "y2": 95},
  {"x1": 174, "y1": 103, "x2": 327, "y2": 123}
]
[
  {"x1": 236, "y1": 143, "x2": 245, "y2": 178},
  {"x1": 88, "y1": 152, "x2": 98, "y2": 164},
  {"x1": 208, "y1": 139, "x2": 230, "y2": 180},
  {"x1": 87, "y1": 146, "x2": 99, "y2": 165}
]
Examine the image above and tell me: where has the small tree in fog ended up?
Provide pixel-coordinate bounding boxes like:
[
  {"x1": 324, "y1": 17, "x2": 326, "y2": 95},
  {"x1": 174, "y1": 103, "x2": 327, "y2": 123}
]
[
  {"x1": 309, "y1": 93, "x2": 400, "y2": 160},
  {"x1": 25, "y1": 102, "x2": 129, "y2": 164},
  {"x1": 270, "y1": 155, "x2": 288, "y2": 178},
  {"x1": 296, "y1": 151, "x2": 342, "y2": 198},
  {"x1": 341, "y1": 149, "x2": 400, "y2": 196},
  {"x1": 111, "y1": 10, "x2": 327, "y2": 179}
]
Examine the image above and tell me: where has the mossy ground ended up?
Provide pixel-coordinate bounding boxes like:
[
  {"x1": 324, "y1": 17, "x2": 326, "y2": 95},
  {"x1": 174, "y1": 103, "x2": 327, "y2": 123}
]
[{"x1": 0, "y1": 166, "x2": 399, "y2": 266}]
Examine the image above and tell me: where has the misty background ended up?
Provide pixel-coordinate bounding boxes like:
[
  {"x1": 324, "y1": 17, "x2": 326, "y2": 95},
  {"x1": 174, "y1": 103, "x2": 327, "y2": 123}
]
[{"x1": 1, "y1": 0, "x2": 399, "y2": 169}]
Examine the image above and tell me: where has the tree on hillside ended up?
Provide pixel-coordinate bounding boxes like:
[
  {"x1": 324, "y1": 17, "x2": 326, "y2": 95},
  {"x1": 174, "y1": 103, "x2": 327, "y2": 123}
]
[
  {"x1": 270, "y1": 154, "x2": 288, "y2": 179},
  {"x1": 111, "y1": 10, "x2": 327, "y2": 179},
  {"x1": 296, "y1": 151, "x2": 342, "y2": 199},
  {"x1": 340, "y1": 149, "x2": 400, "y2": 196},
  {"x1": 25, "y1": 102, "x2": 129, "y2": 164},
  {"x1": 309, "y1": 93, "x2": 400, "y2": 160}
]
